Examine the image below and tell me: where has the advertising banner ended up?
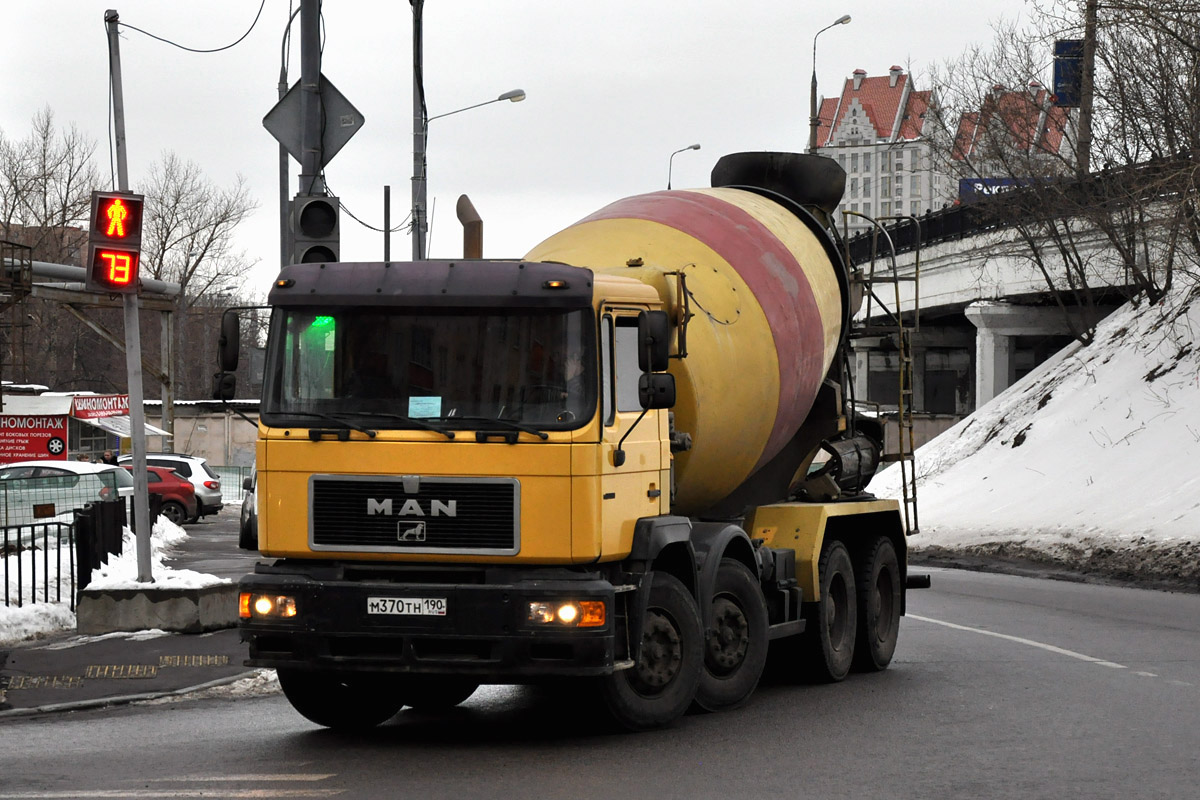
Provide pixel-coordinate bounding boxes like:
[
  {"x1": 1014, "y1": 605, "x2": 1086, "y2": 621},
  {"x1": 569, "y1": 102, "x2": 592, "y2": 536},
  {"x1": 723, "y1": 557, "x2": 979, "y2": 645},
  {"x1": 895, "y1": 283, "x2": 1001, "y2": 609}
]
[
  {"x1": 71, "y1": 394, "x2": 130, "y2": 419},
  {"x1": 0, "y1": 415, "x2": 69, "y2": 461}
]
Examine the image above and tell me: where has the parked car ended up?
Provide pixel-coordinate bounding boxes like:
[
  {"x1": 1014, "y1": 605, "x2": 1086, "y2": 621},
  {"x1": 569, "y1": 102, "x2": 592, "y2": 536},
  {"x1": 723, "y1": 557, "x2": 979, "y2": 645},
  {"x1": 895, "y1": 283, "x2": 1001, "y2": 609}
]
[
  {"x1": 239, "y1": 466, "x2": 257, "y2": 550},
  {"x1": 124, "y1": 465, "x2": 197, "y2": 526},
  {"x1": 0, "y1": 460, "x2": 133, "y2": 525},
  {"x1": 0, "y1": 460, "x2": 134, "y2": 498},
  {"x1": 118, "y1": 453, "x2": 223, "y2": 522}
]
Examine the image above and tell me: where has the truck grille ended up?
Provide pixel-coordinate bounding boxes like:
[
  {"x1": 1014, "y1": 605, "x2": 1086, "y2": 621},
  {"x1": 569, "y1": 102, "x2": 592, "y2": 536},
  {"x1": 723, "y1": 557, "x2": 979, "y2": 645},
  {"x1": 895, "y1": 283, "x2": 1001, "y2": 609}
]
[{"x1": 309, "y1": 475, "x2": 519, "y2": 554}]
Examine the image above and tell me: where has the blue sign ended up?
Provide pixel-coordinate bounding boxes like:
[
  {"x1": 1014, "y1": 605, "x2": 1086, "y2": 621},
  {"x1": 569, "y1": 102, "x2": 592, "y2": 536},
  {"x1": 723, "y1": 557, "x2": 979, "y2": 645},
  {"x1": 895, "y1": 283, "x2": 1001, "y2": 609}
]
[
  {"x1": 958, "y1": 178, "x2": 1028, "y2": 202},
  {"x1": 1053, "y1": 39, "x2": 1084, "y2": 107}
]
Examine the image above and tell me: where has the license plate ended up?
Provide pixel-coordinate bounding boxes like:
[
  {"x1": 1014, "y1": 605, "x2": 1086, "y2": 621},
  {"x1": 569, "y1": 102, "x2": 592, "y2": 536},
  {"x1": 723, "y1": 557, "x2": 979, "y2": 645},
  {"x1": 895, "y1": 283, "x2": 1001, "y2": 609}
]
[{"x1": 366, "y1": 596, "x2": 447, "y2": 616}]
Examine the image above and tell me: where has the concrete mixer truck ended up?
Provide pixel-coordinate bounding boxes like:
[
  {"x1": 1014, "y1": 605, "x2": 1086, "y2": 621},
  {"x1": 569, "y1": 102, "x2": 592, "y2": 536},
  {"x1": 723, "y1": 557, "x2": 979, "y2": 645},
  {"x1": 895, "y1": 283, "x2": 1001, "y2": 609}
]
[{"x1": 217, "y1": 152, "x2": 910, "y2": 731}]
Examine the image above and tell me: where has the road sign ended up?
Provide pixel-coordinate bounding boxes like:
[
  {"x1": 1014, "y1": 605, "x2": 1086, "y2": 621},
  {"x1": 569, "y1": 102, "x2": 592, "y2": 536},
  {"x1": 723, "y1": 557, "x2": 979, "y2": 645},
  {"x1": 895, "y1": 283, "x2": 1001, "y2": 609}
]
[{"x1": 263, "y1": 74, "x2": 365, "y2": 169}]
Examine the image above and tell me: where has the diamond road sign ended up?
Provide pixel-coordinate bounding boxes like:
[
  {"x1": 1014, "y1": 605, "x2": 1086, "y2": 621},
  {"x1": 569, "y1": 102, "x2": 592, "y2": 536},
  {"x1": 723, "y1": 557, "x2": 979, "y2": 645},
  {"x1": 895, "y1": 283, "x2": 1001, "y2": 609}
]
[{"x1": 264, "y1": 73, "x2": 365, "y2": 169}]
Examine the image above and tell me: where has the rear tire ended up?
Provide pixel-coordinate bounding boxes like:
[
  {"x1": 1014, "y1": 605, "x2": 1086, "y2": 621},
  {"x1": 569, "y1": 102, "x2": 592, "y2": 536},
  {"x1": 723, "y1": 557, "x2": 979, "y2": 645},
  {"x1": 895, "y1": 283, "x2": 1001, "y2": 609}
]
[
  {"x1": 277, "y1": 669, "x2": 404, "y2": 730},
  {"x1": 852, "y1": 536, "x2": 902, "y2": 672},
  {"x1": 600, "y1": 571, "x2": 702, "y2": 730},
  {"x1": 398, "y1": 676, "x2": 480, "y2": 711},
  {"x1": 801, "y1": 540, "x2": 857, "y2": 682},
  {"x1": 694, "y1": 559, "x2": 768, "y2": 712},
  {"x1": 159, "y1": 501, "x2": 187, "y2": 526}
]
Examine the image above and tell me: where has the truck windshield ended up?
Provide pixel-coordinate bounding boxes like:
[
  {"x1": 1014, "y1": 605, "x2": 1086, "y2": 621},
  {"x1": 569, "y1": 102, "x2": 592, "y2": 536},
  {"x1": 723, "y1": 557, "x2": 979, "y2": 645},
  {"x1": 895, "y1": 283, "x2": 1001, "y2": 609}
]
[{"x1": 261, "y1": 307, "x2": 597, "y2": 430}]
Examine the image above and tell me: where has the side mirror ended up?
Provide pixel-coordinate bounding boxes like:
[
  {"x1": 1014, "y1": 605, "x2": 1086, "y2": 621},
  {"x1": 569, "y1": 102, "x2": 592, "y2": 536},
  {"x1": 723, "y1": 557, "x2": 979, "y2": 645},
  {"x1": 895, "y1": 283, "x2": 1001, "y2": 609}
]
[
  {"x1": 218, "y1": 311, "x2": 240, "y2": 372},
  {"x1": 211, "y1": 372, "x2": 236, "y2": 401},
  {"x1": 638, "y1": 372, "x2": 676, "y2": 409},
  {"x1": 637, "y1": 310, "x2": 671, "y2": 372},
  {"x1": 242, "y1": 475, "x2": 254, "y2": 491}
]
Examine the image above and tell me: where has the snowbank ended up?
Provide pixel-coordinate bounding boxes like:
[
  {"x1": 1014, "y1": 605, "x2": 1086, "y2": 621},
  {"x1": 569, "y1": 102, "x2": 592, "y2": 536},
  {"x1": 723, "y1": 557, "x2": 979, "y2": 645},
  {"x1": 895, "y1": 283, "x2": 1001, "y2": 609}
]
[
  {"x1": 0, "y1": 516, "x2": 227, "y2": 645},
  {"x1": 872, "y1": 279, "x2": 1200, "y2": 585}
]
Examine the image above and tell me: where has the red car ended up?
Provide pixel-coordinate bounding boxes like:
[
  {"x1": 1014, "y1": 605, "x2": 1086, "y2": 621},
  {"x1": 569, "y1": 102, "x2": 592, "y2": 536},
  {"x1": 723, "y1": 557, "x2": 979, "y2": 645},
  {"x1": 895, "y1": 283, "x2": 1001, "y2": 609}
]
[{"x1": 124, "y1": 465, "x2": 198, "y2": 525}]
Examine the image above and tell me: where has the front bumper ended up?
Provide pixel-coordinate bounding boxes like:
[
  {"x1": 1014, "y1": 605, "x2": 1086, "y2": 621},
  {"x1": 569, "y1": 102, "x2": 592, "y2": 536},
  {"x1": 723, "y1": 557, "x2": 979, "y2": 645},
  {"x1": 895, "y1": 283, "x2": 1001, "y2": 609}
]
[{"x1": 238, "y1": 563, "x2": 621, "y2": 678}]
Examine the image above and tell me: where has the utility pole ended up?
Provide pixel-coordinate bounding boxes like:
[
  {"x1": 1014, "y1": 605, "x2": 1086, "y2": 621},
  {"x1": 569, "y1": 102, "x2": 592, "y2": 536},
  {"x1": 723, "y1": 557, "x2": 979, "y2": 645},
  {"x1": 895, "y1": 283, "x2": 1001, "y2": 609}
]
[
  {"x1": 411, "y1": 0, "x2": 427, "y2": 260},
  {"x1": 104, "y1": 9, "x2": 153, "y2": 583},
  {"x1": 1076, "y1": 0, "x2": 1098, "y2": 176},
  {"x1": 298, "y1": 0, "x2": 324, "y2": 196}
]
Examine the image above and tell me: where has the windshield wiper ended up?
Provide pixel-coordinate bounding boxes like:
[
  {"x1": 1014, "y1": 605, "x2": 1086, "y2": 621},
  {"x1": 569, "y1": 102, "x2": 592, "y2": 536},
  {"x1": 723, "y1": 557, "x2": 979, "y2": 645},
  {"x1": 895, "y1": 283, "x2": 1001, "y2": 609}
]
[
  {"x1": 351, "y1": 411, "x2": 456, "y2": 439},
  {"x1": 273, "y1": 410, "x2": 377, "y2": 439},
  {"x1": 442, "y1": 416, "x2": 549, "y2": 441}
]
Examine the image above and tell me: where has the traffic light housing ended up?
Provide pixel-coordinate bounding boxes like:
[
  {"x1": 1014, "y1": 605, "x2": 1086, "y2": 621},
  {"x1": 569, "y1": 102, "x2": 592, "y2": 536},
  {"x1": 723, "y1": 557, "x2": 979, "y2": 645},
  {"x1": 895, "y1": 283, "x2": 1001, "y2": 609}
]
[
  {"x1": 291, "y1": 195, "x2": 340, "y2": 264},
  {"x1": 86, "y1": 190, "x2": 144, "y2": 294}
]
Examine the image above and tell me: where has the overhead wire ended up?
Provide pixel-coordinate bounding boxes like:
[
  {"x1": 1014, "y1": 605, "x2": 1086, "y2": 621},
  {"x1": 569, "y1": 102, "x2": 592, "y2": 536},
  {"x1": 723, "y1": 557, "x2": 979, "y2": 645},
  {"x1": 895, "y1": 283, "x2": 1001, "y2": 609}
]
[{"x1": 115, "y1": 0, "x2": 268, "y2": 53}]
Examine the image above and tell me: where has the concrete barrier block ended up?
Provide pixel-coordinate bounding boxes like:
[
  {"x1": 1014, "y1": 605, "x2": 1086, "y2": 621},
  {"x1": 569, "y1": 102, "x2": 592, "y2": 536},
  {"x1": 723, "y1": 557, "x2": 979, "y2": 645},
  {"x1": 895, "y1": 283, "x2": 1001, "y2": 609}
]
[{"x1": 76, "y1": 584, "x2": 238, "y2": 635}]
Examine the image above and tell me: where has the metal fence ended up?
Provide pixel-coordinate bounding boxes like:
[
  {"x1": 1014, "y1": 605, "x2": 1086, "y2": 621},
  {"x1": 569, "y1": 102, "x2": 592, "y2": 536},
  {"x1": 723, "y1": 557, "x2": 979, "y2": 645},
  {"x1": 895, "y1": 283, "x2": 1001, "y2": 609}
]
[
  {"x1": 3, "y1": 521, "x2": 76, "y2": 610},
  {"x1": 213, "y1": 466, "x2": 252, "y2": 505}
]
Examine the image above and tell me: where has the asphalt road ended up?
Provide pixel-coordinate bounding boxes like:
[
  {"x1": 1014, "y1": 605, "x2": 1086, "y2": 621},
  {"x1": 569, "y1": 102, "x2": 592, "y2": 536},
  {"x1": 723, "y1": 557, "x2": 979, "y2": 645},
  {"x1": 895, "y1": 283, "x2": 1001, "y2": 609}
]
[{"x1": 1, "y1": 564, "x2": 1197, "y2": 799}]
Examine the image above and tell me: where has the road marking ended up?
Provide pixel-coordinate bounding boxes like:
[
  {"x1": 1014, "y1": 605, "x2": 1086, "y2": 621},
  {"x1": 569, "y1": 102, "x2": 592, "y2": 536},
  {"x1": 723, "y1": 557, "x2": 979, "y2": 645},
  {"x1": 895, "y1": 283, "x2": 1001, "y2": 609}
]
[
  {"x1": 4, "y1": 676, "x2": 83, "y2": 690},
  {"x1": 908, "y1": 614, "x2": 1129, "y2": 669},
  {"x1": 147, "y1": 776, "x2": 336, "y2": 783},
  {"x1": 0, "y1": 791, "x2": 344, "y2": 798},
  {"x1": 85, "y1": 664, "x2": 157, "y2": 679},
  {"x1": 159, "y1": 655, "x2": 230, "y2": 667},
  {"x1": 1134, "y1": 671, "x2": 1159, "y2": 678}
]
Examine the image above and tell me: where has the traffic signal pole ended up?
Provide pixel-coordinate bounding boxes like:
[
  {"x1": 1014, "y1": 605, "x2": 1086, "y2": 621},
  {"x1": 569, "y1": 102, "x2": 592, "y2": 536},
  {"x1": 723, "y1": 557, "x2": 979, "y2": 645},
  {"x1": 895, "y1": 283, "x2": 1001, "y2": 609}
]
[{"x1": 105, "y1": 9, "x2": 153, "y2": 583}]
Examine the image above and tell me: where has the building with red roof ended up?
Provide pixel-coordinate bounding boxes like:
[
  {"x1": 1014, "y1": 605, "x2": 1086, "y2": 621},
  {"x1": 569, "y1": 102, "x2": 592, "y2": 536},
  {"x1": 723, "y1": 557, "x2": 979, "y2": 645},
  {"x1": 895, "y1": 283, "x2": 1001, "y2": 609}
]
[{"x1": 815, "y1": 66, "x2": 954, "y2": 238}]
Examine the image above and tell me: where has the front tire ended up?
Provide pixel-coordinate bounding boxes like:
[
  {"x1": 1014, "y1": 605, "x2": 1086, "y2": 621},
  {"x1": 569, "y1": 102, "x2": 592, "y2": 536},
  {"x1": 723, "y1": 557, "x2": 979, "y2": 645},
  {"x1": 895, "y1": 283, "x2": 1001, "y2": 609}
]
[
  {"x1": 853, "y1": 536, "x2": 902, "y2": 672},
  {"x1": 694, "y1": 559, "x2": 769, "y2": 712},
  {"x1": 277, "y1": 669, "x2": 404, "y2": 730},
  {"x1": 600, "y1": 572, "x2": 702, "y2": 730},
  {"x1": 801, "y1": 539, "x2": 857, "y2": 682}
]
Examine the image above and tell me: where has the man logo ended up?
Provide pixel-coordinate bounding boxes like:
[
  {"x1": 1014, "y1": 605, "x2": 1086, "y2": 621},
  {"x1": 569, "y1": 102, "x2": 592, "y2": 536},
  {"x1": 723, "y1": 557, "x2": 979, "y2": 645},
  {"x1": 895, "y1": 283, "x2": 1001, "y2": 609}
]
[
  {"x1": 397, "y1": 521, "x2": 427, "y2": 542},
  {"x1": 367, "y1": 498, "x2": 457, "y2": 517}
]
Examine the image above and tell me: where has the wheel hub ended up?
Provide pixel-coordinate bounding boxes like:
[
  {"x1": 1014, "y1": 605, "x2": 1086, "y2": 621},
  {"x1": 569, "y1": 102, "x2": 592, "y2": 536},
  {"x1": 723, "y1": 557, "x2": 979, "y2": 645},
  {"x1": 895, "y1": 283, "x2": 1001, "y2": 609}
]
[
  {"x1": 635, "y1": 611, "x2": 683, "y2": 688},
  {"x1": 706, "y1": 597, "x2": 749, "y2": 673}
]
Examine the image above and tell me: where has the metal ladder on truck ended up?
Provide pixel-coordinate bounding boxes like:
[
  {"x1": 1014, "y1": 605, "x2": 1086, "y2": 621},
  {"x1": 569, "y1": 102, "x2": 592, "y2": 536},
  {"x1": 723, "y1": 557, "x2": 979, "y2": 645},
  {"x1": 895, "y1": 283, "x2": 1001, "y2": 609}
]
[{"x1": 840, "y1": 212, "x2": 920, "y2": 536}]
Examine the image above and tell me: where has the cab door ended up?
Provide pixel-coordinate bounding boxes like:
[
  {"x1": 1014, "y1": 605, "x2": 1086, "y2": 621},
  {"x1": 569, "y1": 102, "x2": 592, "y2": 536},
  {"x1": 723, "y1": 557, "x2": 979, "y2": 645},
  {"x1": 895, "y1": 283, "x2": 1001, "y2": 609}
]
[{"x1": 597, "y1": 309, "x2": 668, "y2": 556}]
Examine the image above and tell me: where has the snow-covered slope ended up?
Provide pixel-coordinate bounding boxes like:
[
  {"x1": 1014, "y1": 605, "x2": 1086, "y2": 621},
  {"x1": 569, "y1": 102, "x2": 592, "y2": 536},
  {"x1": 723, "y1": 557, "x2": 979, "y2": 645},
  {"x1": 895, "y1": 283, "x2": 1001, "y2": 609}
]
[{"x1": 872, "y1": 279, "x2": 1200, "y2": 586}]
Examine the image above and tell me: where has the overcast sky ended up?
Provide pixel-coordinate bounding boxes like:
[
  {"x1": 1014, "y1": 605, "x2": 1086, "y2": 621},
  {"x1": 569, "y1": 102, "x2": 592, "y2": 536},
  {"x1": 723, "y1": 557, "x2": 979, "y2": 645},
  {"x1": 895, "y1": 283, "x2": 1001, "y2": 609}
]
[{"x1": 3, "y1": 1, "x2": 1034, "y2": 295}]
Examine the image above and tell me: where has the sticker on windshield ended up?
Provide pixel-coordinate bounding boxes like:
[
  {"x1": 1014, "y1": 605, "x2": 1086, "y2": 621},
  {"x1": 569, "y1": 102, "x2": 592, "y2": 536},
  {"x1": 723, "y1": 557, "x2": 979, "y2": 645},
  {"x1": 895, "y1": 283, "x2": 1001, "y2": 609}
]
[{"x1": 408, "y1": 396, "x2": 442, "y2": 418}]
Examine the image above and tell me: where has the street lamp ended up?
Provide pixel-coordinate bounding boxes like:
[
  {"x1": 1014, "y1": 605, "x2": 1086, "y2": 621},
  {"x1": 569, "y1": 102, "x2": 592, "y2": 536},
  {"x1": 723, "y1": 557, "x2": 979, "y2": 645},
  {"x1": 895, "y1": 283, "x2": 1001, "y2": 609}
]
[
  {"x1": 809, "y1": 14, "x2": 851, "y2": 154},
  {"x1": 667, "y1": 143, "x2": 701, "y2": 190},
  {"x1": 412, "y1": 89, "x2": 526, "y2": 259}
]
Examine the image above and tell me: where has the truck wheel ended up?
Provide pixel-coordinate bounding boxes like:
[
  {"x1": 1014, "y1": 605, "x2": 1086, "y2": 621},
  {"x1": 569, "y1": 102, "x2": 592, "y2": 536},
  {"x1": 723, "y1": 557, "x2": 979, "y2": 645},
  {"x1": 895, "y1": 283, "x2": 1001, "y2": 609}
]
[
  {"x1": 852, "y1": 536, "x2": 901, "y2": 672},
  {"x1": 600, "y1": 571, "x2": 702, "y2": 730},
  {"x1": 277, "y1": 669, "x2": 404, "y2": 730},
  {"x1": 399, "y1": 676, "x2": 480, "y2": 711},
  {"x1": 801, "y1": 539, "x2": 857, "y2": 682},
  {"x1": 694, "y1": 559, "x2": 768, "y2": 712}
]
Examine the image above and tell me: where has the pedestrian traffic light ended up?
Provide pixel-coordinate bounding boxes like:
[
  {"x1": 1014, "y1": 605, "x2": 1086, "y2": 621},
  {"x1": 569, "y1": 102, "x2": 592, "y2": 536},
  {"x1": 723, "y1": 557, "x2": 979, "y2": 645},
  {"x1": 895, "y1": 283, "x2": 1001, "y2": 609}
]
[
  {"x1": 291, "y1": 195, "x2": 340, "y2": 264},
  {"x1": 86, "y1": 190, "x2": 144, "y2": 294}
]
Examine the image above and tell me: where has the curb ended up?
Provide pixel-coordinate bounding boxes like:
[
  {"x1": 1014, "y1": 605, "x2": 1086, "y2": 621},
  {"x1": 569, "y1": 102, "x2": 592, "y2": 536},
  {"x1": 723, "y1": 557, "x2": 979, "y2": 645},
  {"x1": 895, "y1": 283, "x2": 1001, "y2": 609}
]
[{"x1": 0, "y1": 669, "x2": 260, "y2": 720}]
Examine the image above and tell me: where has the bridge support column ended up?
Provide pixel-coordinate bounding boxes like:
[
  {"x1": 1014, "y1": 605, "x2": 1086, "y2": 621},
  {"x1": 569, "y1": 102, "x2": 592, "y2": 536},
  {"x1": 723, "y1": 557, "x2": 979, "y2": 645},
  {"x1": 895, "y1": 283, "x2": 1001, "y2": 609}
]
[{"x1": 966, "y1": 302, "x2": 1078, "y2": 407}]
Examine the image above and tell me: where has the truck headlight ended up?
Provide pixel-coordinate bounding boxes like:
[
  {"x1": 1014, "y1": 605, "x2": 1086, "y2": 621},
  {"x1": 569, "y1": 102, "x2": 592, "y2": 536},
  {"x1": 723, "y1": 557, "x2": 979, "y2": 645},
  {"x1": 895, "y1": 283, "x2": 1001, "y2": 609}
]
[
  {"x1": 240, "y1": 592, "x2": 298, "y2": 620},
  {"x1": 527, "y1": 600, "x2": 605, "y2": 627}
]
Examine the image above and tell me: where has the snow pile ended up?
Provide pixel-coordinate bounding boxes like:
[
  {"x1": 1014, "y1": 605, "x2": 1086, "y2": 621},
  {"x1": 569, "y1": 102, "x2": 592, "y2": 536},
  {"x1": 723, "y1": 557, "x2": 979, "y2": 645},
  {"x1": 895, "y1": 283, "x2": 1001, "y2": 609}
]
[
  {"x1": 872, "y1": 279, "x2": 1200, "y2": 585},
  {"x1": 0, "y1": 516, "x2": 228, "y2": 645},
  {"x1": 85, "y1": 517, "x2": 230, "y2": 591}
]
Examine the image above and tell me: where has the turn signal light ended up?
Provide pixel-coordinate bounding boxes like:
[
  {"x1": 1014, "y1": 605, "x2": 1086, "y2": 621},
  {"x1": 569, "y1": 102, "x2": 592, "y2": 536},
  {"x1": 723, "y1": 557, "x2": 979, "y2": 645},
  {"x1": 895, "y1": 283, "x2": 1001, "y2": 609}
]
[
  {"x1": 240, "y1": 592, "x2": 298, "y2": 619},
  {"x1": 527, "y1": 600, "x2": 605, "y2": 628}
]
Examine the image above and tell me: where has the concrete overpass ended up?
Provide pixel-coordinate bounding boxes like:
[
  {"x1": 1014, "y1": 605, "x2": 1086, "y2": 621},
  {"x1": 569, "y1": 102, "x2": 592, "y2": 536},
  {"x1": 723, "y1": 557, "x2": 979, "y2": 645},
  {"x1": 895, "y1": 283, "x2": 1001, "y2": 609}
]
[{"x1": 846, "y1": 216, "x2": 1134, "y2": 442}]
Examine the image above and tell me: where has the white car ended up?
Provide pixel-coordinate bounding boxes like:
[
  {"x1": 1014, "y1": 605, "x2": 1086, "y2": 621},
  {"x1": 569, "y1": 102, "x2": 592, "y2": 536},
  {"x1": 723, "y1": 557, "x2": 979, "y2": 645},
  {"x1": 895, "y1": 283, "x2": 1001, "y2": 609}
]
[{"x1": 0, "y1": 460, "x2": 133, "y2": 525}]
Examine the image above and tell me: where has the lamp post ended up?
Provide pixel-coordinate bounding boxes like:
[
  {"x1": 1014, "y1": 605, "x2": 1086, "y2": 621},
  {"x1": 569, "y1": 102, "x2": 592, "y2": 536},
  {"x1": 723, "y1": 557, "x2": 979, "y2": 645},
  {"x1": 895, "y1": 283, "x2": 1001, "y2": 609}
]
[
  {"x1": 667, "y1": 143, "x2": 701, "y2": 190},
  {"x1": 809, "y1": 14, "x2": 851, "y2": 154},
  {"x1": 412, "y1": 89, "x2": 525, "y2": 260}
]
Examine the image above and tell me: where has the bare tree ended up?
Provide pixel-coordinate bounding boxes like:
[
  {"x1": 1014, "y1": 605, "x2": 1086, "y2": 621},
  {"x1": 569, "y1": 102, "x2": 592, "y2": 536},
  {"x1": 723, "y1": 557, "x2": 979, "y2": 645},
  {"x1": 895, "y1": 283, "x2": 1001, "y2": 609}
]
[
  {"x1": 1, "y1": 112, "x2": 261, "y2": 397},
  {"x1": 924, "y1": 2, "x2": 1200, "y2": 344}
]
